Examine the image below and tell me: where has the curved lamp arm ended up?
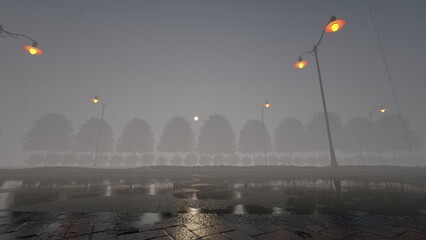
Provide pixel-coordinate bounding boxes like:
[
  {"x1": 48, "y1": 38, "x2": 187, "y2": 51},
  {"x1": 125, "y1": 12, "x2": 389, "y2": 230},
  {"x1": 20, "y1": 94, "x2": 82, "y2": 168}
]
[{"x1": 0, "y1": 25, "x2": 37, "y2": 43}]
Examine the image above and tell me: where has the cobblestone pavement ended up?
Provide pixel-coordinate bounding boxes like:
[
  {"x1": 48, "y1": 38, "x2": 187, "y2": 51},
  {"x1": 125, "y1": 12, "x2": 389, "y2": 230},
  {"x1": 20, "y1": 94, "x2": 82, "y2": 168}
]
[{"x1": 1, "y1": 212, "x2": 426, "y2": 239}]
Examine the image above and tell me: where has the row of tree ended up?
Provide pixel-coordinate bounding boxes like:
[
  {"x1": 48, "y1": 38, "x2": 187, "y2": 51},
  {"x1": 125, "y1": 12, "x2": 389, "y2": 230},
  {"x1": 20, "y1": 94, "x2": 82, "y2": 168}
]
[
  {"x1": 24, "y1": 112, "x2": 421, "y2": 158},
  {"x1": 26, "y1": 152, "x2": 425, "y2": 167}
]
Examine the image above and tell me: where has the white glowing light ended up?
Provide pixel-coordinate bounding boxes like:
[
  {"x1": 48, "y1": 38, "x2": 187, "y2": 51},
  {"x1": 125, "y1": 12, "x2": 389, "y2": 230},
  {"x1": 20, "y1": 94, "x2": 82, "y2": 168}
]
[{"x1": 194, "y1": 116, "x2": 199, "y2": 121}]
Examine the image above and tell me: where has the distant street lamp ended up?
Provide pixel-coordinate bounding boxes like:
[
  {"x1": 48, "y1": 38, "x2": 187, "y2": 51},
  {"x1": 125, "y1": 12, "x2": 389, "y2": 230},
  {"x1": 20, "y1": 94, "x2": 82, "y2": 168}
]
[
  {"x1": 369, "y1": 106, "x2": 386, "y2": 160},
  {"x1": 0, "y1": 25, "x2": 43, "y2": 55},
  {"x1": 261, "y1": 100, "x2": 270, "y2": 165},
  {"x1": 92, "y1": 95, "x2": 105, "y2": 167},
  {"x1": 294, "y1": 16, "x2": 346, "y2": 168}
]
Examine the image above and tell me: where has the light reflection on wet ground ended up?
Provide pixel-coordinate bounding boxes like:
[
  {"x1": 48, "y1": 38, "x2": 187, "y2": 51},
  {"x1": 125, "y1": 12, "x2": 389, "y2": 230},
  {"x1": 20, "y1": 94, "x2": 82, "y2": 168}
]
[{"x1": 1, "y1": 176, "x2": 426, "y2": 216}]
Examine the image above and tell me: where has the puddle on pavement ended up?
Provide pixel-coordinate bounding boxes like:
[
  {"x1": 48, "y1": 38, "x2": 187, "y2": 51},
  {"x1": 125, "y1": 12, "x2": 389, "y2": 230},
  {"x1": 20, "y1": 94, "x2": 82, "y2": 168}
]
[{"x1": 179, "y1": 204, "x2": 272, "y2": 214}]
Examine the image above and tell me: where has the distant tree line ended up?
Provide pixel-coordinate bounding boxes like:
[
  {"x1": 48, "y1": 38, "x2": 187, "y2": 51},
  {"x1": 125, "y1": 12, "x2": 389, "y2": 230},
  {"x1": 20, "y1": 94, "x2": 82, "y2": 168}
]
[{"x1": 23, "y1": 112, "x2": 422, "y2": 166}]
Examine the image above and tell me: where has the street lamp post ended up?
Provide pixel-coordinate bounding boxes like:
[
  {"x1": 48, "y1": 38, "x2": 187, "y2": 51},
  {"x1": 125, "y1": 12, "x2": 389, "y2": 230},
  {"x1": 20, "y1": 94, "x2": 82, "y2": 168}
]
[
  {"x1": 0, "y1": 25, "x2": 43, "y2": 55},
  {"x1": 368, "y1": 106, "x2": 386, "y2": 160},
  {"x1": 261, "y1": 100, "x2": 270, "y2": 165},
  {"x1": 294, "y1": 16, "x2": 346, "y2": 168},
  {"x1": 92, "y1": 95, "x2": 105, "y2": 167},
  {"x1": 313, "y1": 45, "x2": 338, "y2": 168}
]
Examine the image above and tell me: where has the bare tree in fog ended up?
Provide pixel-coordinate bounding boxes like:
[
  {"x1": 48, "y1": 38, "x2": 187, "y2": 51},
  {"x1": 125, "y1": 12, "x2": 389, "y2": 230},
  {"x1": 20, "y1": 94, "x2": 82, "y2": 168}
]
[
  {"x1": 238, "y1": 119, "x2": 271, "y2": 165},
  {"x1": 23, "y1": 113, "x2": 74, "y2": 165},
  {"x1": 117, "y1": 118, "x2": 154, "y2": 166},
  {"x1": 342, "y1": 117, "x2": 376, "y2": 155},
  {"x1": 75, "y1": 118, "x2": 114, "y2": 165},
  {"x1": 197, "y1": 114, "x2": 235, "y2": 156},
  {"x1": 158, "y1": 117, "x2": 194, "y2": 164},
  {"x1": 306, "y1": 112, "x2": 344, "y2": 152},
  {"x1": 273, "y1": 117, "x2": 307, "y2": 162}
]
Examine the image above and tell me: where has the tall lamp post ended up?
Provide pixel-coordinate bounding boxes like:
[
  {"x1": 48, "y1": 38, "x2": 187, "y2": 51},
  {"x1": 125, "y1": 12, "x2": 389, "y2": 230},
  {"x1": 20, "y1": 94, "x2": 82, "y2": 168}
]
[
  {"x1": 92, "y1": 95, "x2": 105, "y2": 167},
  {"x1": 261, "y1": 100, "x2": 270, "y2": 165},
  {"x1": 294, "y1": 16, "x2": 346, "y2": 168},
  {"x1": 0, "y1": 25, "x2": 43, "y2": 55},
  {"x1": 369, "y1": 106, "x2": 386, "y2": 160}
]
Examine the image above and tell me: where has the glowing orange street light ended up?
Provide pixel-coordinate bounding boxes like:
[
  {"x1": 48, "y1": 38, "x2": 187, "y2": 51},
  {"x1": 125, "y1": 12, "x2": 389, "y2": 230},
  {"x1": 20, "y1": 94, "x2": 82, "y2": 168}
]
[
  {"x1": 294, "y1": 57, "x2": 308, "y2": 69},
  {"x1": 264, "y1": 100, "x2": 270, "y2": 108},
  {"x1": 325, "y1": 16, "x2": 346, "y2": 33},
  {"x1": 92, "y1": 95, "x2": 100, "y2": 104},
  {"x1": 23, "y1": 41, "x2": 43, "y2": 55},
  {"x1": 0, "y1": 25, "x2": 43, "y2": 56}
]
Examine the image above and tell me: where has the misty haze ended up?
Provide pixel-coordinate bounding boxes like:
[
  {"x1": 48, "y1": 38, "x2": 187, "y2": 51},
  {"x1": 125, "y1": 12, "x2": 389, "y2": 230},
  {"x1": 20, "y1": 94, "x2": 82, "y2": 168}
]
[{"x1": 1, "y1": 1, "x2": 426, "y2": 239}]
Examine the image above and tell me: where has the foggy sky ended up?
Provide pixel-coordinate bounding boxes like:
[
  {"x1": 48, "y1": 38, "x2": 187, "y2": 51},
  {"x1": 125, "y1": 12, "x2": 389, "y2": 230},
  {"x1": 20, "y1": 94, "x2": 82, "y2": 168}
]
[{"x1": 1, "y1": 0, "x2": 426, "y2": 165}]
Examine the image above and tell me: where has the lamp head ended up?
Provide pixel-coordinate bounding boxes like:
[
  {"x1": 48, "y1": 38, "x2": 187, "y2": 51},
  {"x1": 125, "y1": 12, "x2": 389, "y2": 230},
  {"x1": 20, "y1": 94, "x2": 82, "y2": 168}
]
[
  {"x1": 264, "y1": 100, "x2": 270, "y2": 108},
  {"x1": 379, "y1": 106, "x2": 386, "y2": 113},
  {"x1": 325, "y1": 15, "x2": 346, "y2": 33},
  {"x1": 294, "y1": 57, "x2": 308, "y2": 69},
  {"x1": 92, "y1": 95, "x2": 100, "y2": 104},
  {"x1": 24, "y1": 41, "x2": 43, "y2": 55}
]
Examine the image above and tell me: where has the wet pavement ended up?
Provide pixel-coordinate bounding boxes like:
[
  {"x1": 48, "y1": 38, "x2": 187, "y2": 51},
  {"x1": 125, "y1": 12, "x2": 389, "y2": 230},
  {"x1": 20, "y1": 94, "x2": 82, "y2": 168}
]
[
  {"x1": 2, "y1": 173, "x2": 426, "y2": 239},
  {"x1": 2, "y1": 177, "x2": 426, "y2": 215},
  {"x1": 1, "y1": 211, "x2": 426, "y2": 239}
]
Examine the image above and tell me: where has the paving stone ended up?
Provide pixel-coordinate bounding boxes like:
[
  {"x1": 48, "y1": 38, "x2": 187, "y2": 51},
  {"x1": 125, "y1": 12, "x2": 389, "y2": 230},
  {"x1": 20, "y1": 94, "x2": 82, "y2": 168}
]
[
  {"x1": 91, "y1": 231, "x2": 117, "y2": 240},
  {"x1": 151, "y1": 236, "x2": 173, "y2": 240},
  {"x1": 139, "y1": 223, "x2": 178, "y2": 232},
  {"x1": 192, "y1": 224, "x2": 235, "y2": 237},
  {"x1": 66, "y1": 223, "x2": 92, "y2": 238},
  {"x1": 201, "y1": 233, "x2": 230, "y2": 240},
  {"x1": 231, "y1": 224, "x2": 264, "y2": 236},
  {"x1": 0, "y1": 224, "x2": 16, "y2": 234},
  {"x1": 256, "y1": 229, "x2": 300, "y2": 240},
  {"x1": 283, "y1": 225, "x2": 313, "y2": 238},
  {"x1": 255, "y1": 225, "x2": 285, "y2": 233},
  {"x1": 115, "y1": 226, "x2": 140, "y2": 236},
  {"x1": 185, "y1": 223, "x2": 206, "y2": 231},
  {"x1": 14, "y1": 221, "x2": 32, "y2": 232},
  {"x1": 344, "y1": 232, "x2": 388, "y2": 240},
  {"x1": 92, "y1": 223, "x2": 114, "y2": 233},
  {"x1": 305, "y1": 225, "x2": 325, "y2": 233},
  {"x1": 66, "y1": 234, "x2": 90, "y2": 240},
  {"x1": 223, "y1": 230, "x2": 256, "y2": 240},
  {"x1": 117, "y1": 232, "x2": 143, "y2": 240},
  {"x1": 308, "y1": 232, "x2": 337, "y2": 240},
  {"x1": 412, "y1": 227, "x2": 426, "y2": 235},
  {"x1": 14, "y1": 223, "x2": 45, "y2": 238},
  {"x1": 165, "y1": 226, "x2": 198, "y2": 239},
  {"x1": 141, "y1": 229, "x2": 168, "y2": 239},
  {"x1": 319, "y1": 226, "x2": 360, "y2": 239},
  {"x1": 0, "y1": 233, "x2": 16, "y2": 240},
  {"x1": 363, "y1": 226, "x2": 408, "y2": 238},
  {"x1": 393, "y1": 231, "x2": 426, "y2": 240}
]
